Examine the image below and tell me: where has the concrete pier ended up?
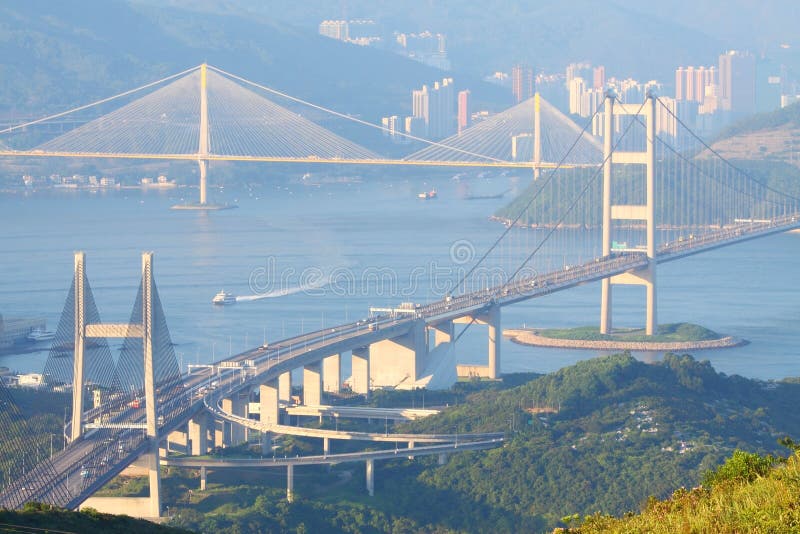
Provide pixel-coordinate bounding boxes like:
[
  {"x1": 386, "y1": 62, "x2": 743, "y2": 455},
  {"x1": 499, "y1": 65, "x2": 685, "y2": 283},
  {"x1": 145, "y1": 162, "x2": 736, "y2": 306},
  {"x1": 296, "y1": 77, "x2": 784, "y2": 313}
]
[
  {"x1": 369, "y1": 320, "x2": 426, "y2": 387},
  {"x1": 278, "y1": 371, "x2": 292, "y2": 402},
  {"x1": 323, "y1": 354, "x2": 341, "y2": 393},
  {"x1": 287, "y1": 464, "x2": 294, "y2": 502},
  {"x1": 303, "y1": 362, "x2": 322, "y2": 406},
  {"x1": 351, "y1": 347, "x2": 370, "y2": 396},
  {"x1": 259, "y1": 380, "x2": 279, "y2": 426},
  {"x1": 366, "y1": 459, "x2": 374, "y2": 497},
  {"x1": 188, "y1": 415, "x2": 209, "y2": 456}
]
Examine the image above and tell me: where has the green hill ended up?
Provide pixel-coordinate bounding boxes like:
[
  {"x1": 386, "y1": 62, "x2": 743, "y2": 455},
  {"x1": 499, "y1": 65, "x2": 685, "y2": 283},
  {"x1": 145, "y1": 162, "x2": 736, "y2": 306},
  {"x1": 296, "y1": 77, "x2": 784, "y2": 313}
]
[
  {"x1": 573, "y1": 444, "x2": 800, "y2": 533},
  {"x1": 394, "y1": 353, "x2": 800, "y2": 529},
  {"x1": 159, "y1": 353, "x2": 800, "y2": 533},
  {"x1": 705, "y1": 101, "x2": 800, "y2": 169},
  {"x1": 0, "y1": 502, "x2": 191, "y2": 533}
]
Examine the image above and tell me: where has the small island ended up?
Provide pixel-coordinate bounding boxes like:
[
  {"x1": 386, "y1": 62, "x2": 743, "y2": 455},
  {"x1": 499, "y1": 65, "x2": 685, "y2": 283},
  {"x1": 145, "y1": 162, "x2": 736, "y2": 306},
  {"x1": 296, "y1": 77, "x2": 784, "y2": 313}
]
[{"x1": 505, "y1": 322, "x2": 746, "y2": 351}]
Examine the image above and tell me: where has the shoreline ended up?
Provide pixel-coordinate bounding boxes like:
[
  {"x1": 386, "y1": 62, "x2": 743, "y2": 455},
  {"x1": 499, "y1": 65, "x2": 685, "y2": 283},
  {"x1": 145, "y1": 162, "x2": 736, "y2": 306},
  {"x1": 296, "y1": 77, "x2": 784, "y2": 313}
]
[{"x1": 504, "y1": 328, "x2": 747, "y2": 352}]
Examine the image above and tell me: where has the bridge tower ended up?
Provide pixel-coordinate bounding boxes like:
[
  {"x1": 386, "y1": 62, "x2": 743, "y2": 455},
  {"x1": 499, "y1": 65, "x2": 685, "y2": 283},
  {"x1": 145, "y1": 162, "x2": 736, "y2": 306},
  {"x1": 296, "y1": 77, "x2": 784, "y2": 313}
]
[
  {"x1": 71, "y1": 252, "x2": 163, "y2": 517},
  {"x1": 198, "y1": 63, "x2": 210, "y2": 206},
  {"x1": 599, "y1": 93, "x2": 657, "y2": 335},
  {"x1": 533, "y1": 92, "x2": 542, "y2": 180}
]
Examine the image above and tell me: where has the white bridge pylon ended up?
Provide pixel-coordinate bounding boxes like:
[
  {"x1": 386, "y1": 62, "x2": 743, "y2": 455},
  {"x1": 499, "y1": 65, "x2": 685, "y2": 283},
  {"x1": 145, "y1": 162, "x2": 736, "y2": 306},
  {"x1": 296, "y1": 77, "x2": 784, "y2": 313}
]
[{"x1": 72, "y1": 252, "x2": 163, "y2": 518}]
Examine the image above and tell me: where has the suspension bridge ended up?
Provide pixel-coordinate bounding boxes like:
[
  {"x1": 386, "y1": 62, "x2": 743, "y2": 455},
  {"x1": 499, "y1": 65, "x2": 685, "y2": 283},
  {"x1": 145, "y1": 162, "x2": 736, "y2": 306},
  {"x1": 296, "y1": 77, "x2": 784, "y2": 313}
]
[{"x1": 1, "y1": 63, "x2": 799, "y2": 518}]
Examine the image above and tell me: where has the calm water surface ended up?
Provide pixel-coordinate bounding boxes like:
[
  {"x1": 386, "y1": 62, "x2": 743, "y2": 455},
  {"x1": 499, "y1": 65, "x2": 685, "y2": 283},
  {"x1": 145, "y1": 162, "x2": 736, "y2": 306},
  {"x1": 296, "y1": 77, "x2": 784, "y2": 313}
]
[{"x1": 1, "y1": 175, "x2": 798, "y2": 381}]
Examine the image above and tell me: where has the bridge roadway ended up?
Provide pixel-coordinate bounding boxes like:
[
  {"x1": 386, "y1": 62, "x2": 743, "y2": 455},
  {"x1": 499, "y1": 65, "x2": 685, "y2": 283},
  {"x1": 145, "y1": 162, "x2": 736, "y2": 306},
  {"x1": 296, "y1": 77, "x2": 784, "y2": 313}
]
[
  {"x1": 3, "y1": 214, "x2": 798, "y2": 510},
  {"x1": 161, "y1": 438, "x2": 504, "y2": 468},
  {"x1": 284, "y1": 405, "x2": 440, "y2": 421},
  {"x1": 204, "y1": 394, "x2": 502, "y2": 444},
  {"x1": 0, "y1": 150, "x2": 581, "y2": 169}
]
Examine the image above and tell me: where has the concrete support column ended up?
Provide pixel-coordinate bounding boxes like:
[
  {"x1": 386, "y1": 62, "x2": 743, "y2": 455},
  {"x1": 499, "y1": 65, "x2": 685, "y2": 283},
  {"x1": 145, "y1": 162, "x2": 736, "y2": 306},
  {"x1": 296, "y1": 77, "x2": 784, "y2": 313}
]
[
  {"x1": 407, "y1": 440, "x2": 415, "y2": 460},
  {"x1": 351, "y1": 347, "x2": 370, "y2": 397},
  {"x1": 432, "y1": 320, "x2": 454, "y2": 347},
  {"x1": 323, "y1": 436, "x2": 330, "y2": 456},
  {"x1": 303, "y1": 362, "x2": 322, "y2": 406},
  {"x1": 188, "y1": 416, "x2": 208, "y2": 456},
  {"x1": 260, "y1": 432, "x2": 272, "y2": 455},
  {"x1": 600, "y1": 93, "x2": 614, "y2": 335},
  {"x1": 214, "y1": 419, "x2": 226, "y2": 448},
  {"x1": 142, "y1": 252, "x2": 161, "y2": 519},
  {"x1": 287, "y1": 464, "x2": 294, "y2": 502},
  {"x1": 278, "y1": 372, "x2": 292, "y2": 402},
  {"x1": 259, "y1": 380, "x2": 279, "y2": 426},
  {"x1": 600, "y1": 279, "x2": 613, "y2": 334},
  {"x1": 365, "y1": 459, "x2": 374, "y2": 497},
  {"x1": 487, "y1": 305, "x2": 501, "y2": 380},
  {"x1": 71, "y1": 252, "x2": 86, "y2": 443},
  {"x1": 533, "y1": 92, "x2": 542, "y2": 180},
  {"x1": 323, "y1": 354, "x2": 341, "y2": 393},
  {"x1": 221, "y1": 396, "x2": 246, "y2": 445},
  {"x1": 369, "y1": 320, "x2": 427, "y2": 388},
  {"x1": 198, "y1": 64, "x2": 209, "y2": 206},
  {"x1": 200, "y1": 466, "x2": 207, "y2": 491},
  {"x1": 438, "y1": 453, "x2": 448, "y2": 465},
  {"x1": 644, "y1": 93, "x2": 658, "y2": 336},
  {"x1": 646, "y1": 270, "x2": 657, "y2": 336}
]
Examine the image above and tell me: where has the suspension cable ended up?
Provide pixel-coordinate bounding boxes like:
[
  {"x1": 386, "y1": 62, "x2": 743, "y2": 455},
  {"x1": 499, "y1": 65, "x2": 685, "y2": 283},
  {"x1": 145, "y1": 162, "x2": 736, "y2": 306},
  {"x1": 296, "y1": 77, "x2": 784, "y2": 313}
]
[
  {"x1": 208, "y1": 65, "x2": 507, "y2": 163},
  {"x1": 657, "y1": 96, "x2": 800, "y2": 203},
  {"x1": 505, "y1": 97, "x2": 648, "y2": 283},
  {"x1": 453, "y1": 100, "x2": 605, "y2": 293},
  {"x1": 0, "y1": 65, "x2": 199, "y2": 136}
]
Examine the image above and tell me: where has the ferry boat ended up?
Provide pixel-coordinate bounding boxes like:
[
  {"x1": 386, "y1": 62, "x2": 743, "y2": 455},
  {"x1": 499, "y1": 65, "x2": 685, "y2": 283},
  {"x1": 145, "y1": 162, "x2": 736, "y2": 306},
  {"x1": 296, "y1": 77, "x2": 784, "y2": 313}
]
[
  {"x1": 212, "y1": 290, "x2": 236, "y2": 305},
  {"x1": 27, "y1": 328, "x2": 55, "y2": 342},
  {"x1": 417, "y1": 189, "x2": 437, "y2": 199}
]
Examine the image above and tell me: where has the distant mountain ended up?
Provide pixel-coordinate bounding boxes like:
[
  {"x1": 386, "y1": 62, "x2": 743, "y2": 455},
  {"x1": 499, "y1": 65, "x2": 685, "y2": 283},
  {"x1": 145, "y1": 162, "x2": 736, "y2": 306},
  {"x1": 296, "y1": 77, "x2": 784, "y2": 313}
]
[
  {"x1": 707, "y1": 102, "x2": 800, "y2": 167},
  {"x1": 151, "y1": 0, "x2": 726, "y2": 81},
  {"x1": 0, "y1": 1, "x2": 510, "y2": 137}
]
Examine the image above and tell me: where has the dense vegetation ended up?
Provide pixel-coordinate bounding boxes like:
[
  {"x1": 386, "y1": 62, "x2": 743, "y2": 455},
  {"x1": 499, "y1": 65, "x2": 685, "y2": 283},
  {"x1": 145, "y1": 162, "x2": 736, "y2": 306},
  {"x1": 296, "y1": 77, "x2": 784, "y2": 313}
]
[
  {"x1": 574, "y1": 443, "x2": 800, "y2": 532},
  {"x1": 154, "y1": 353, "x2": 800, "y2": 532},
  {"x1": 536, "y1": 322, "x2": 721, "y2": 342},
  {"x1": 0, "y1": 387, "x2": 68, "y2": 491},
  {"x1": 0, "y1": 502, "x2": 190, "y2": 533},
  {"x1": 494, "y1": 160, "x2": 800, "y2": 228},
  {"x1": 718, "y1": 100, "x2": 800, "y2": 140}
]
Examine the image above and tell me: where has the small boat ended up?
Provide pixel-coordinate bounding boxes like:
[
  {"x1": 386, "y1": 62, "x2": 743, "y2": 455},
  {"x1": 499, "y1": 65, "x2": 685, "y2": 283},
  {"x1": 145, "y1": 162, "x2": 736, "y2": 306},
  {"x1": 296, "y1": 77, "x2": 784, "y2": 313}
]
[
  {"x1": 212, "y1": 290, "x2": 236, "y2": 305},
  {"x1": 27, "y1": 328, "x2": 55, "y2": 342},
  {"x1": 418, "y1": 189, "x2": 437, "y2": 199}
]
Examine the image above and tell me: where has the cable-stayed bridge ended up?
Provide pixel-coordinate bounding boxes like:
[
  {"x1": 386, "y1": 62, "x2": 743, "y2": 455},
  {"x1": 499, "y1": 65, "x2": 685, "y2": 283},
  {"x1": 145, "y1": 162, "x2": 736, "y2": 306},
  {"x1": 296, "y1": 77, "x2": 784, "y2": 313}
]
[
  {"x1": 1, "y1": 65, "x2": 800, "y2": 518},
  {"x1": 0, "y1": 63, "x2": 594, "y2": 206}
]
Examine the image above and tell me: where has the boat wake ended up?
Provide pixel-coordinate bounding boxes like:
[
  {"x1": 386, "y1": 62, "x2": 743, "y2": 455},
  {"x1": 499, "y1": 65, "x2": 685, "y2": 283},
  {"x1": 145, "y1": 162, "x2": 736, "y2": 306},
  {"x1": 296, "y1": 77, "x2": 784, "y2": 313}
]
[{"x1": 235, "y1": 277, "x2": 331, "y2": 302}]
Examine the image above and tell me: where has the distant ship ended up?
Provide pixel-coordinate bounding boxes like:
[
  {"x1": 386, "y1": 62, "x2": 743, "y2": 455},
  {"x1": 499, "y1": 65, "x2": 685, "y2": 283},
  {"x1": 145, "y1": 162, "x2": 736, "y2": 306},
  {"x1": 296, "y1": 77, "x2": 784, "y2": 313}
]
[
  {"x1": 212, "y1": 291, "x2": 236, "y2": 305},
  {"x1": 465, "y1": 189, "x2": 511, "y2": 200},
  {"x1": 27, "y1": 328, "x2": 55, "y2": 342},
  {"x1": 417, "y1": 190, "x2": 437, "y2": 199}
]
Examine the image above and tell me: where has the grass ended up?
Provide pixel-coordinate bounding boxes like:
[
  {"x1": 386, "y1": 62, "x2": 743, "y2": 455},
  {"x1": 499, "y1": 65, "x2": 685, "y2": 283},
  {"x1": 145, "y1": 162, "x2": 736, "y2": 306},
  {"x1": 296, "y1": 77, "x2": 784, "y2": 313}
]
[
  {"x1": 537, "y1": 323, "x2": 722, "y2": 343},
  {"x1": 573, "y1": 452, "x2": 800, "y2": 533}
]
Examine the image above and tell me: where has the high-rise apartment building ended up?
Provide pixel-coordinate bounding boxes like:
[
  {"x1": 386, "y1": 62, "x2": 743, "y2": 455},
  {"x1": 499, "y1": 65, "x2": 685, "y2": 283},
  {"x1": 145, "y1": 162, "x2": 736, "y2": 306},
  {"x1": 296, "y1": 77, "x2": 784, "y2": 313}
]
[
  {"x1": 406, "y1": 78, "x2": 456, "y2": 139},
  {"x1": 319, "y1": 20, "x2": 349, "y2": 41},
  {"x1": 429, "y1": 78, "x2": 455, "y2": 139},
  {"x1": 593, "y1": 66, "x2": 606, "y2": 90},
  {"x1": 457, "y1": 90, "x2": 471, "y2": 134},
  {"x1": 719, "y1": 50, "x2": 756, "y2": 114},
  {"x1": 676, "y1": 66, "x2": 716, "y2": 103},
  {"x1": 569, "y1": 77, "x2": 586, "y2": 115},
  {"x1": 512, "y1": 64, "x2": 534, "y2": 103}
]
